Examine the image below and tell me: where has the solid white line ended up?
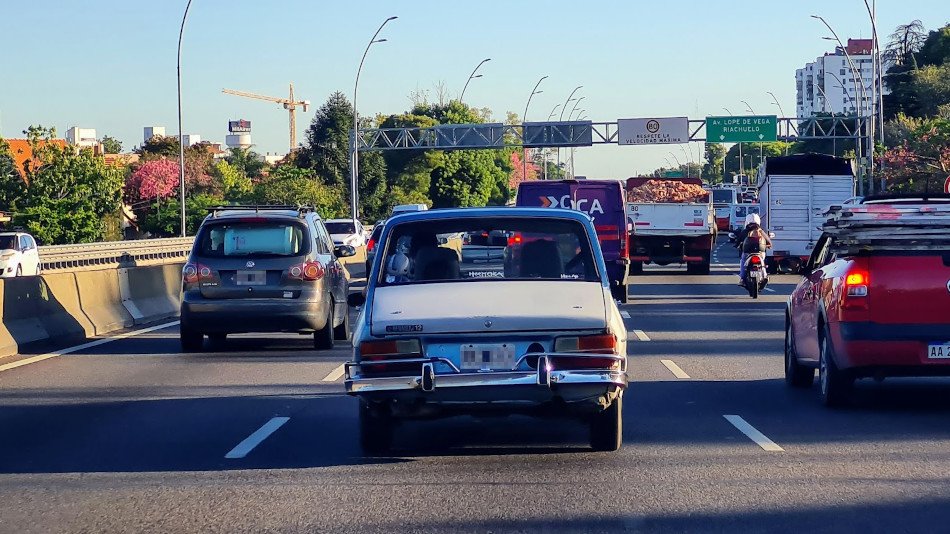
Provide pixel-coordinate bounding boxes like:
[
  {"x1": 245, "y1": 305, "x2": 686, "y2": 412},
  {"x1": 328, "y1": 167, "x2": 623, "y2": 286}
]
[
  {"x1": 723, "y1": 415, "x2": 784, "y2": 452},
  {"x1": 632, "y1": 329, "x2": 651, "y2": 342},
  {"x1": 225, "y1": 416, "x2": 290, "y2": 459},
  {"x1": 322, "y1": 364, "x2": 346, "y2": 382},
  {"x1": 660, "y1": 359, "x2": 690, "y2": 379},
  {"x1": 764, "y1": 288, "x2": 776, "y2": 293},
  {"x1": 620, "y1": 311, "x2": 631, "y2": 319},
  {"x1": 0, "y1": 321, "x2": 181, "y2": 373}
]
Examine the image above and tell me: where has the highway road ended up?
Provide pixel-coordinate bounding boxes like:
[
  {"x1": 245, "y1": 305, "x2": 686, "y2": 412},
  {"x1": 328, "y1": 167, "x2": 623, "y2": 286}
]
[{"x1": 2, "y1": 239, "x2": 950, "y2": 533}]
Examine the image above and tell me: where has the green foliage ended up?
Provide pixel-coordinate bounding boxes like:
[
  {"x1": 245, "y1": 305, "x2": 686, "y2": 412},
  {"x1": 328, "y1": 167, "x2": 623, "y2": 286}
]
[
  {"x1": 143, "y1": 193, "x2": 222, "y2": 237},
  {"x1": 225, "y1": 147, "x2": 268, "y2": 179},
  {"x1": 702, "y1": 143, "x2": 726, "y2": 183},
  {"x1": 301, "y1": 91, "x2": 353, "y2": 188},
  {"x1": 252, "y1": 165, "x2": 347, "y2": 218},
  {"x1": 211, "y1": 160, "x2": 253, "y2": 201},
  {"x1": 429, "y1": 150, "x2": 503, "y2": 208},
  {"x1": 723, "y1": 142, "x2": 792, "y2": 178},
  {"x1": 100, "y1": 135, "x2": 123, "y2": 154},
  {"x1": 911, "y1": 64, "x2": 950, "y2": 118},
  {"x1": 885, "y1": 23, "x2": 950, "y2": 120},
  {"x1": 138, "y1": 135, "x2": 180, "y2": 159}
]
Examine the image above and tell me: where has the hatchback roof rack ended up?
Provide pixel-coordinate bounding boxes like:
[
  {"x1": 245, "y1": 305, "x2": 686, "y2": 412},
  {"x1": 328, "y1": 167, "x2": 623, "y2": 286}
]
[{"x1": 206, "y1": 205, "x2": 317, "y2": 218}]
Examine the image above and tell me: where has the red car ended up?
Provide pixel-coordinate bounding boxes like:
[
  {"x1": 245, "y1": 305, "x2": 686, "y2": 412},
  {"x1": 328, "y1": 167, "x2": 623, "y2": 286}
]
[{"x1": 784, "y1": 197, "x2": 950, "y2": 406}]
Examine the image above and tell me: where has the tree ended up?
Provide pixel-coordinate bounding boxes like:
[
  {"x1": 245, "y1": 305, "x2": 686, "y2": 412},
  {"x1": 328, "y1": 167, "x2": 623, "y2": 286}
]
[
  {"x1": 211, "y1": 160, "x2": 253, "y2": 201},
  {"x1": 225, "y1": 147, "x2": 267, "y2": 180},
  {"x1": 702, "y1": 143, "x2": 726, "y2": 183},
  {"x1": 252, "y1": 165, "x2": 347, "y2": 218},
  {"x1": 880, "y1": 115, "x2": 950, "y2": 192},
  {"x1": 100, "y1": 135, "x2": 123, "y2": 154},
  {"x1": 724, "y1": 142, "x2": 793, "y2": 178},
  {"x1": 13, "y1": 126, "x2": 124, "y2": 244},
  {"x1": 138, "y1": 135, "x2": 181, "y2": 159},
  {"x1": 429, "y1": 150, "x2": 502, "y2": 208},
  {"x1": 125, "y1": 159, "x2": 180, "y2": 205},
  {"x1": 887, "y1": 20, "x2": 927, "y2": 67}
]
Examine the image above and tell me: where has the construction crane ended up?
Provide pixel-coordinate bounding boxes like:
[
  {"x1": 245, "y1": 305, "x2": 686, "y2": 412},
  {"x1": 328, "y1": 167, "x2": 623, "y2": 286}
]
[{"x1": 222, "y1": 83, "x2": 310, "y2": 152}]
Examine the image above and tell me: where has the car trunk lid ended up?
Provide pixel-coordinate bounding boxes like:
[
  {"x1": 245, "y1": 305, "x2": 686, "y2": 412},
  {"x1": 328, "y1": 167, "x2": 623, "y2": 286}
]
[{"x1": 868, "y1": 253, "x2": 950, "y2": 324}]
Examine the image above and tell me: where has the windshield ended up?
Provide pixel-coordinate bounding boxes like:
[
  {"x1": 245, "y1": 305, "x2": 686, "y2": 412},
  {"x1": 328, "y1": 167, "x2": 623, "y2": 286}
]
[
  {"x1": 324, "y1": 221, "x2": 357, "y2": 234},
  {"x1": 196, "y1": 221, "x2": 308, "y2": 258},
  {"x1": 378, "y1": 217, "x2": 600, "y2": 286},
  {"x1": 0, "y1": 236, "x2": 15, "y2": 250},
  {"x1": 713, "y1": 189, "x2": 735, "y2": 204}
]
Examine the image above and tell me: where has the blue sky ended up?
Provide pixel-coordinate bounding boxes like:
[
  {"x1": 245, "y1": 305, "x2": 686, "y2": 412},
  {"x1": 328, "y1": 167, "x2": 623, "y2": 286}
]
[{"x1": 1, "y1": 1, "x2": 946, "y2": 177}]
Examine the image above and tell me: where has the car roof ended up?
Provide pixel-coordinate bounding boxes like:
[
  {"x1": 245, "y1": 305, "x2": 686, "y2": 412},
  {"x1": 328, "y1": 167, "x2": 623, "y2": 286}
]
[
  {"x1": 385, "y1": 206, "x2": 594, "y2": 224},
  {"x1": 203, "y1": 209, "x2": 314, "y2": 221},
  {"x1": 325, "y1": 218, "x2": 360, "y2": 223}
]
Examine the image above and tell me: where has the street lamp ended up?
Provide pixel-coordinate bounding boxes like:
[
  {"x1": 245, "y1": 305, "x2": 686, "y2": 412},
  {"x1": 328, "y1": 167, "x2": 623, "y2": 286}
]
[
  {"x1": 669, "y1": 152, "x2": 682, "y2": 168},
  {"x1": 567, "y1": 96, "x2": 585, "y2": 122},
  {"x1": 679, "y1": 144, "x2": 693, "y2": 176},
  {"x1": 460, "y1": 58, "x2": 491, "y2": 104},
  {"x1": 721, "y1": 108, "x2": 742, "y2": 177},
  {"x1": 176, "y1": 0, "x2": 194, "y2": 237},
  {"x1": 522, "y1": 75, "x2": 547, "y2": 181},
  {"x1": 351, "y1": 15, "x2": 397, "y2": 222},
  {"x1": 742, "y1": 100, "x2": 764, "y2": 163},
  {"x1": 568, "y1": 106, "x2": 586, "y2": 177},
  {"x1": 722, "y1": 107, "x2": 734, "y2": 116},
  {"x1": 558, "y1": 86, "x2": 583, "y2": 167},
  {"x1": 741, "y1": 100, "x2": 755, "y2": 114},
  {"x1": 862, "y1": 0, "x2": 885, "y2": 192},
  {"x1": 767, "y1": 92, "x2": 788, "y2": 155}
]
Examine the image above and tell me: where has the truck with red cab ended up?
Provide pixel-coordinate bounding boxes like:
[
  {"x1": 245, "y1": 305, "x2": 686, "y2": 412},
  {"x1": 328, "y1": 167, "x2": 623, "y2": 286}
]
[
  {"x1": 516, "y1": 179, "x2": 631, "y2": 302},
  {"x1": 784, "y1": 195, "x2": 950, "y2": 406}
]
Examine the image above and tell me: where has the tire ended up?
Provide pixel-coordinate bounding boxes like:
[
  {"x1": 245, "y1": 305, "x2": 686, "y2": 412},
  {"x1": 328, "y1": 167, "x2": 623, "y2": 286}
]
[
  {"x1": 748, "y1": 279, "x2": 759, "y2": 299},
  {"x1": 629, "y1": 261, "x2": 643, "y2": 275},
  {"x1": 180, "y1": 325, "x2": 203, "y2": 353},
  {"x1": 333, "y1": 302, "x2": 351, "y2": 341},
  {"x1": 359, "y1": 401, "x2": 394, "y2": 455},
  {"x1": 612, "y1": 281, "x2": 629, "y2": 304},
  {"x1": 819, "y1": 325, "x2": 853, "y2": 407},
  {"x1": 590, "y1": 394, "x2": 623, "y2": 452},
  {"x1": 314, "y1": 301, "x2": 335, "y2": 350},
  {"x1": 785, "y1": 317, "x2": 814, "y2": 388}
]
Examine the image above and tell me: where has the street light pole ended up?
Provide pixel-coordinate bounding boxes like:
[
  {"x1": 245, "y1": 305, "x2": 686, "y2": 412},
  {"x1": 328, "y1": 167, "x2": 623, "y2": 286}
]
[
  {"x1": 767, "y1": 91, "x2": 789, "y2": 155},
  {"x1": 351, "y1": 15, "x2": 397, "y2": 223},
  {"x1": 863, "y1": 0, "x2": 885, "y2": 192},
  {"x1": 460, "y1": 58, "x2": 491, "y2": 104},
  {"x1": 568, "y1": 107, "x2": 585, "y2": 178},
  {"x1": 176, "y1": 0, "x2": 193, "y2": 238},
  {"x1": 742, "y1": 100, "x2": 763, "y2": 165},
  {"x1": 522, "y1": 75, "x2": 547, "y2": 181},
  {"x1": 723, "y1": 107, "x2": 741, "y2": 178},
  {"x1": 557, "y1": 86, "x2": 583, "y2": 169},
  {"x1": 544, "y1": 104, "x2": 562, "y2": 181}
]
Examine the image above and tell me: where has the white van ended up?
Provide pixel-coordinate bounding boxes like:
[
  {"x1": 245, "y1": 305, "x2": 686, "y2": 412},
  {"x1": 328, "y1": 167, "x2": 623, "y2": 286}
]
[{"x1": 391, "y1": 204, "x2": 429, "y2": 216}]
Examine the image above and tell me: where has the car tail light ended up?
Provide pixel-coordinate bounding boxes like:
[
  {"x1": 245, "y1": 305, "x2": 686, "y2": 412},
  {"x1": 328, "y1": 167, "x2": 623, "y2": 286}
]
[
  {"x1": 845, "y1": 270, "x2": 869, "y2": 297},
  {"x1": 749, "y1": 255, "x2": 762, "y2": 265},
  {"x1": 550, "y1": 356, "x2": 622, "y2": 371},
  {"x1": 507, "y1": 233, "x2": 522, "y2": 246},
  {"x1": 288, "y1": 261, "x2": 325, "y2": 281},
  {"x1": 366, "y1": 238, "x2": 376, "y2": 252},
  {"x1": 183, "y1": 262, "x2": 212, "y2": 284},
  {"x1": 359, "y1": 339, "x2": 422, "y2": 360},
  {"x1": 554, "y1": 333, "x2": 618, "y2": 354}
]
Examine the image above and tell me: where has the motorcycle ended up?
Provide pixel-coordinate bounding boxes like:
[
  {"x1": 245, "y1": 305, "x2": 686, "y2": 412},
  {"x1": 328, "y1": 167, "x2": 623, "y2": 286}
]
[{"x1": 742, "y1": 253, "x2": 768, "y2": 299}]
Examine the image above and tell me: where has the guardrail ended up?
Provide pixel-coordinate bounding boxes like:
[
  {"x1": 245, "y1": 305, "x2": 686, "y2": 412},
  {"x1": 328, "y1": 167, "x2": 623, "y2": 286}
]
[{"x1": 39, "y1": 237, "x2": 195, "y2": 271}]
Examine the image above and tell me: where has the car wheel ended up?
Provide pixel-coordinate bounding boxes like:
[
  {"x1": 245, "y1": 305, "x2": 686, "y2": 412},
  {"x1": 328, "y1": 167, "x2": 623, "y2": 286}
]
[
  {"x1": 180, "y1": 325, "x2": 203, "y2": 353},
  {"x1": 359, "y1": 401, "x2": 393, "y2": 455},
  {"x1": 334, "y1": 303, "x2": 351, "y2": 341},
  {"x1": 819, "y1": 326, "x2": 852, "y2": 407},
  {"x1": 314, "y1": 301, "x2": 335, "y2": 350},
  {"x1": 589, "y1": 394, "x2": 623, "y2": 452},
  {"x1": 785, "y1": 317, "x2": 814, "y2": 388}
]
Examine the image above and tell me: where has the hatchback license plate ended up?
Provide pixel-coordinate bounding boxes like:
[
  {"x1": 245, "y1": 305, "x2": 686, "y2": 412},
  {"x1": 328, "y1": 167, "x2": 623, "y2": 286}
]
[
  {"x1": 235, "y1": 270, "x2": 266, "y2": 286},
  {"x1": 928, "y1": 343, "x2": 950, "y2": 359},
  {"x1": 461, "y1": 344, "x2": 515, "y2": 371}
]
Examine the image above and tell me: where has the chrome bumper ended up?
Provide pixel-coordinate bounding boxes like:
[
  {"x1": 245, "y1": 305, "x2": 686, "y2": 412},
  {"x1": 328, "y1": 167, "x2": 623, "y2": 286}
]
[{"x1": 344, "y1": 354, "x2": 628, "y2": 395}]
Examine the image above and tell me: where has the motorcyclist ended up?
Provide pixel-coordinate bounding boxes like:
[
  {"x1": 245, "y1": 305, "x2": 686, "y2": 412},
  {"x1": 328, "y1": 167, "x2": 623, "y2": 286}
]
[{"x1": 735, "y1": 213, "x2": 772, "y2": 285}]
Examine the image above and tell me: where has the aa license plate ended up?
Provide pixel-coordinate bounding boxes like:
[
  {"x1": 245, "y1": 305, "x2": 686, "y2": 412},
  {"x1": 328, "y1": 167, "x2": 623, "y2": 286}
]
[
  {"x1": 235, "y1": 270, "x2": 266, "y2": 286},
  {"x1": 927, "y1": 343, "x2": 950, "y2": 359},
  {"x1": 461, "y1": 343, "x2": 515, "y2": 371}
]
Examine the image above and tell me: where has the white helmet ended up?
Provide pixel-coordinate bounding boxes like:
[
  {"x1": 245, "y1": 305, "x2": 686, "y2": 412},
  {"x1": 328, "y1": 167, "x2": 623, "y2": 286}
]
[
  {"x1": 745, "y1": 213, "x2": 761, "y2": 226},
  {"x1": 386, "y1": 252, "x2": 411, "y2": 277}
]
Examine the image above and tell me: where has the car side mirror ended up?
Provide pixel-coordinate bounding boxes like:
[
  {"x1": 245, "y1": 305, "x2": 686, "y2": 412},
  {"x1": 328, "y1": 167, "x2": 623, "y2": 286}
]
[
  {"x1": 347, "y1": 292, "x2": 366, "y2": 307},
  {"x1": 334, "y1": 245, "x2": 357, "y2": 258}
]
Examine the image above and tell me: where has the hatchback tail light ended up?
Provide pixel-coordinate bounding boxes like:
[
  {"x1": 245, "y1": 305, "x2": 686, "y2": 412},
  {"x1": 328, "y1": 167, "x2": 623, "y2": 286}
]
[
  {"x1": 288, "y1": 261, "x2": 325, "y2": 281},
  {"x1": 183, "y1": 262, "x2": 212, "y2": 284},
  {"x1": 507, "y1": 233, "x2": 522, "y2": 247},
  {"x1": 554, "y1": 333, "x2": 618, "y2": 354},
  {"x1": 366, "y1": 238, "x2": 376, "y2": 252}
]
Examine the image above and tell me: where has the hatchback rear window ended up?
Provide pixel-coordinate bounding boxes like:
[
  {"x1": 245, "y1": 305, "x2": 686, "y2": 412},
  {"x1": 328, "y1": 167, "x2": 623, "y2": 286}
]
[
  {"x1": 0, "y1": 236, "x2": 15, "y2": 250},
  {"x1": 325, "y1": 222, "x2": 357, "y2": 234},
  {"x1": 196, "y1": 222, "x2": 309, "y2": 258}
]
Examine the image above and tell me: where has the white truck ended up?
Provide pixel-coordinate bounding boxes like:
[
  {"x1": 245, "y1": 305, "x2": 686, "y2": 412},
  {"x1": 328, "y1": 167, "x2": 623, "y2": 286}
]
[
  {"x1": 756, "y1": 153, "x2": 855, "y2": 273},
  {"x1": 625, "y1": 177, "x2": 717, "y2": 275}
]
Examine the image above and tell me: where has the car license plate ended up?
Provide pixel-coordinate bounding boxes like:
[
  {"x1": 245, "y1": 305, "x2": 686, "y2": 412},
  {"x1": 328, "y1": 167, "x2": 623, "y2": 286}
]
[
  {"x1": 927, "y1": 343, "x2": 950, "y2": 359},
  {"x1": 235, "y1": 270, "x2": 266, "y2": 286},
  {"x1": 460, "y1": 343, "x2": 515, "y2": 371}
]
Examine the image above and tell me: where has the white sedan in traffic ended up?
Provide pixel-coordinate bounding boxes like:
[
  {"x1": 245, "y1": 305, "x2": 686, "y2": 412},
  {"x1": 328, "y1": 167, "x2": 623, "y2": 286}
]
[
  {"x1": 346, "y1": 208, "x2": 629, "y2": 454},
  {"x1": 0, "y1": 232, "x2": 41, "y2": 277},
  {"x1": 324, "y1": 219, "x2": 367, "y2": 248}
]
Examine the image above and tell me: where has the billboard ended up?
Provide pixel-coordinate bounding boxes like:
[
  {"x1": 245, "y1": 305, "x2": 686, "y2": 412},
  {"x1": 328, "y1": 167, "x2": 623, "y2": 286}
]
[
  {"x1": 618, "y1": 117, "x2": 689, "y2": 145},
  {"x1": 228, "y1": 119, "x2": 252, "y2": 133}
]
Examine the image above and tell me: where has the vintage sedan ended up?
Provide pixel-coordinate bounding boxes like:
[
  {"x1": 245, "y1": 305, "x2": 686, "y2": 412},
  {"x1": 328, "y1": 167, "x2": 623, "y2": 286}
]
[{"x1": 346, "y1": 208, "x2": 629, "y2": 453}]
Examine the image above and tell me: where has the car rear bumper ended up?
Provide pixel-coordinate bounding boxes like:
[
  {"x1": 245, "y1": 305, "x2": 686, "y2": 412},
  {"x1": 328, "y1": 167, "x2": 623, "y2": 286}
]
[
  {"x1": 181, "y1": 297, "x2": 329, "y2": 333},
  {"x1": 833, "y1": 322, "x2": 950, "y2": 371}
]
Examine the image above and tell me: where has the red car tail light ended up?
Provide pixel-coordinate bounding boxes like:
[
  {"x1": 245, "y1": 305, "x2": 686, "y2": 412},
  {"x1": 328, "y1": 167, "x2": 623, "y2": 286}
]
[
  {"x1": 554, "y1": 333, "x2": 618, "y2": 354},
  {"x1": 288, "y1": 261, "x2": 325, "y2": 281},
  {"x1": 507, "y1": 233, "x2": 522, "y2": 246},
  {"x1": 845, "y1": 269, "x2": 869, "y2": 297},
  {"x1": 749, "y1": 255, "x2": 762, "y2": 265},
  {"x1": 359, "y1": 339, "x2": 422, "y2": 361},
  {"x1": 366, "y1": 238, "x2": 376, "y2": 252}
]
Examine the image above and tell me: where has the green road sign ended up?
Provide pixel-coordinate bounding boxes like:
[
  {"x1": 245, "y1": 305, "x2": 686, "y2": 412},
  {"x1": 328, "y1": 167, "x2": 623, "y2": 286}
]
[
  {"x1": 663, "y1": 171, "x2": 685, "y2": 178},
  {"x1": 706, "y1": 115, "x2": 777, "y2": 143}
]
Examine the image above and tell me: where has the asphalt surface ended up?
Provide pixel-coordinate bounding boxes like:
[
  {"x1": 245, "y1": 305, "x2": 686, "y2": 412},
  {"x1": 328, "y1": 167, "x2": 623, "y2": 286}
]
[{"x1": 2, "y1": 238, "x2": 950, "y2": 533}]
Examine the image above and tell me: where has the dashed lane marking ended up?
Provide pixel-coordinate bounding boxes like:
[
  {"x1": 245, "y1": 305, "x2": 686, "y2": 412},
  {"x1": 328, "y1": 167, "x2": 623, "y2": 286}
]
[
  {"x1": 764, "y1": 288, "x2": 776, "y2": 293},
  {"x1": 0, "y1": 321, "x2": 181, "y2": 373},
  {"x1": 620, "y1": 311, "x2": 631, "y2": 319},
  {"x1": 723, "y1": 415, "x2": 784, "y2": 452},
  {"x1": 225, "y1": 417, "x2": 291, "y2": 459},
  {"x1": 660, "y1": 359, "x2": 690, "y2": 379},
  {"x1": 632, "y1": 329, "x2": 651, "y2": 342},
  {"x1": 321, "y1": 364, "x2": 346, "y2": 382}
]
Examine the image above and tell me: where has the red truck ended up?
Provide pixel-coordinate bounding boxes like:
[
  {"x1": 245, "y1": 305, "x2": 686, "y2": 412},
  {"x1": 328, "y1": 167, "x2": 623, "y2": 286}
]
[{"x1": 784, "y1": 196, "x2": 950, "y2": 406}]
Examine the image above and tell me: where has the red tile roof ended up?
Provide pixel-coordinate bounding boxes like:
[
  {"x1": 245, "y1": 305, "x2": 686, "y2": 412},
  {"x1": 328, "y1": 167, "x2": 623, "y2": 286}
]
[{"x1": 4, "y1": 138, "x2": 68, "y2": 181}]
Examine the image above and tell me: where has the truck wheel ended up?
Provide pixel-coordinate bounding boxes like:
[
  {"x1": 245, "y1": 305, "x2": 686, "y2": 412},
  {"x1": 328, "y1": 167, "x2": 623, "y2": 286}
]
[
  {"x1": 785, "y1": 318, "x2": 814, "y2": 388},
  {"x1": 629, "y1": 261, "x2": 643, "y2": 275},
  {"x1": 359, "y1": 401, "x2": 394, "y2": 455},
  {"x1": 819, "y1": 326, "x2": 853, "y2": 407},
  {"x1": 590, "y1": 395, "x2": 622, "y2": 452}
]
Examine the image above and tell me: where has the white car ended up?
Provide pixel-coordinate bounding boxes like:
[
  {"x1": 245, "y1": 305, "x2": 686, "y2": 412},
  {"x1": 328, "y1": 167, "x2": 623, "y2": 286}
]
[
  {"x1": 0, "y1": 232, "x2": 41, "y2": 277},
  {"x1": 346, "y1": 208, "x2": 629, "y2": 453},
  {"x1": 390, "y1": 203, "x2": 428, "y2": 216},
  {"x1": 324, "y1": 219, "x2": 367, "y2": 248}
]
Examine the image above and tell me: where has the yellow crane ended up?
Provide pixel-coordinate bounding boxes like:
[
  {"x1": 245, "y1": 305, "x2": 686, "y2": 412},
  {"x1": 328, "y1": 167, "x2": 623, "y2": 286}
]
[{"x1": 222, "y1": 83, "x2": 310, "y2": 152}]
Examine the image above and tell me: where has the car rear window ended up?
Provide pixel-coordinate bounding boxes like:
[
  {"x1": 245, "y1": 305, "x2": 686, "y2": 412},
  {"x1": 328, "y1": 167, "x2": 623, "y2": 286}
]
[
  {"x1": 378, "y1": 217, "x2": 600, "y2": 286},
  {"x1": 0, "y1": 236, "x2": 15, "y2": 250},
  {"x1": 325, "y1": 222, "x2": 356, "y2": 234},
  {"x1": 196, "y1": 221, "x2": 309, "y2": 258}
]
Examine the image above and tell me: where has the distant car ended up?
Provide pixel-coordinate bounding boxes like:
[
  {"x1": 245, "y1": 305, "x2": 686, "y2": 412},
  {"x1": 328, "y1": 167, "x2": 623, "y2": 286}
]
[
  {"x1": 0, "y1": 232, "x2": 40, "y2": 277},
  {"x1": 365, "y1": 221, "x2": 386, "y2": 276},
  {"x1": 391, "y1": 203, "x2": 428, "y2": 216},
  {"x1": 324, "y1": 218, "x2": 367, "y2": 248},
  {"x1": 346, "y1": 208, "x2": 628, "y2": 453},
  {"x1": 179, "y1": 206, "x2": 356, "y2": 352}
]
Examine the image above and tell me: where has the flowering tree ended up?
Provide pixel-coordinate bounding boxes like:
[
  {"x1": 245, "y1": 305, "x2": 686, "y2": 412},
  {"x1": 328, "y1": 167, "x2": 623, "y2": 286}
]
[
  {"x1": 125, "y1": 159, "x2": 180, "y2": 205},
  {"x1": 880, "y1": 116, "x2": 950, "y2": 193},
  {"x1": 508, "y1": 149, "x2": 540, "y2": 189}
]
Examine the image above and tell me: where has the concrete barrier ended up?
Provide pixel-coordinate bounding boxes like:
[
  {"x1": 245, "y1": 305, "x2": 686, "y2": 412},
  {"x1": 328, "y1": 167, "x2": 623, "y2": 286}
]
[
  {"x1": 74, "y1": 270, "x2": 133, "y2": 335},
  {"x1": 0, "y1": 274, "x2": 93, "y2": 356},
  {"x1": 119, "y1": 264, "x2": 183, "y2": 325},
  {"x1": 0, "y1": 283, "x2": 18, "y2": 357}
]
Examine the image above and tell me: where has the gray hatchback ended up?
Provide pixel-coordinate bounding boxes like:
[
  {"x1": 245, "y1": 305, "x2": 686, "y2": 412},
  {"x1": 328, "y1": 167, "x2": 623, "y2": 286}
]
[{"x1": 179, "y1": 206, "x2": 355, "y2": 352}]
